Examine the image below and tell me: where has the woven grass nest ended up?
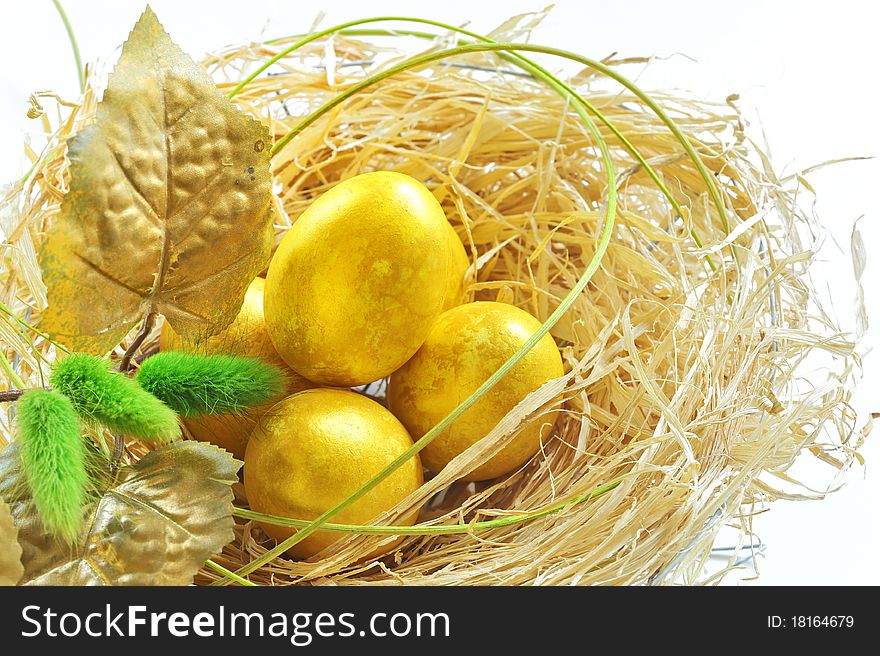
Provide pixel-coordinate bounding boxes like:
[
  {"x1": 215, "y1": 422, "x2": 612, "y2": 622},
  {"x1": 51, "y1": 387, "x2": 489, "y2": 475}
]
[{"x1": 1, "y1": 14, "x2": 866, "y2": 586}]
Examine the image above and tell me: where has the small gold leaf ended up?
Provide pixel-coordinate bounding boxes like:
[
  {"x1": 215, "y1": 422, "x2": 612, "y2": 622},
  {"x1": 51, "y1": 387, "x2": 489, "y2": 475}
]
[
  {"x1": 40, "y1": 6, "x2": 274, "y2": 354},
  {"x1": 0, "y1": 441, "x2": 241, "y2": 586},
  {"x1": 0, "y1": 496, "x2": 23, "y2": 586}
]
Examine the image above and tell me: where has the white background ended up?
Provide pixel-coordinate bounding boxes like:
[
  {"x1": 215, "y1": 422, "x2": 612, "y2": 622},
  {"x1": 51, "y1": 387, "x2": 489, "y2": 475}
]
[{"x1": 0, "y1": 0, "x2": 877, "y2": 584}]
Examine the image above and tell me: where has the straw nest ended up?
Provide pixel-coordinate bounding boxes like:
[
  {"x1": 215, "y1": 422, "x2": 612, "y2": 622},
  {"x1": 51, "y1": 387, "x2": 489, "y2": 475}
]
[{"x1": 0, "y1": 19, "x2": 866, "y2": 585}]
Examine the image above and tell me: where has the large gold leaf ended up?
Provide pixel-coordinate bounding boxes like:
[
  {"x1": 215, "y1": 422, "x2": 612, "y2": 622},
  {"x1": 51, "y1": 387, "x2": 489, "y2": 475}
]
[
  {"x1": 0, "y1": 441, "x2": 240, "y2": 586},
  {"x1": 40, "y1": 7, "x2": 274, "y2": 354},
  {"x1": 0, "y1": 496, "x2": 23, "y2": 585}
]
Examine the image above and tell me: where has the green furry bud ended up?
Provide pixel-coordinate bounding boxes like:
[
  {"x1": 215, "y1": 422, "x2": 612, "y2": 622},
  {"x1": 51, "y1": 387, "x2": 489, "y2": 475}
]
[
  {"x1": 17, "y1": 390, "x2": 87, "y2": 543},
  {"x1": 136, "y1": 352, "x2": 287, "y2": 416},
  {"x1": 51, "y1": 354, "x2": 180, "y2": 443}
]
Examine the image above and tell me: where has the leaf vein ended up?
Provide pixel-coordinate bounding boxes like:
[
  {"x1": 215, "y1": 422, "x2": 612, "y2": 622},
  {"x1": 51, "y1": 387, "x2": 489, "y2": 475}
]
[
  {"x1": 78, "y1": 556, "x2": 114, "y2": 585},
  {"x1": 107, "y1": 488, "x2": 197, "y2": 540},
  {"x1": 167, "y1": 165, "x2": 227, "y2": 236},
  {"x1": 169, "y1": 251, "x2": 253, "y2": 297},
  {"x1": 149, "y1": 77, "x2": 173, "y2": 308},
  {"x1": 167, "y1": 102, "x2": 199, "y2": 132},
  {"x1": 75, "y1": 253, "x2": 146, "y2": 299},
  {"x1": 110, "y1": 149, "x2": 163, "y2": 225},
  {"x1": 162, "y1": 301, "x2": 211, "y2": 324}
]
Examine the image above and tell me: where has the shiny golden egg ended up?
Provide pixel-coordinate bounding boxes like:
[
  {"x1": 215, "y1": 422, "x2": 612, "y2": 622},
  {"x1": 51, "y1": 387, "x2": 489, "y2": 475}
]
[
  {"x1": 243, "y1": 388, "x2": 423, "y2": 559},
  {"x1": 387, "y1": 301, "x2": 564, "y2": 481},
  {"x1": 264, "y1": 171, "x2": 450, "y2": 387},
  {"x1": 160, "y1": 277, "x2": 311, "y2": 459}
]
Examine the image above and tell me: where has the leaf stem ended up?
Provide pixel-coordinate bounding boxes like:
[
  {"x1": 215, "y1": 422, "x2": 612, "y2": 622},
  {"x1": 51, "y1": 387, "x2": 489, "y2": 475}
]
[
  {"x1": 118, "y1": 312, "x2": 156, "y2": 372},
  {"x1": 0, "y1": 389, "x2": 32, "y2": 403},
  {"x1": 234, "y1": 480, "x2": 620, "y2": 536},
  {"x1": 50, "y1": 0, "x2": 85, "y2": 93}
]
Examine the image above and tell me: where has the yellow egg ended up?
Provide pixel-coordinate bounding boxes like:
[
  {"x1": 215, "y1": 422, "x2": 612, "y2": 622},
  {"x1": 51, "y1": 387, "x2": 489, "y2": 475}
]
[
  {"x1": 244, "y1": 388, "x2": 423, "y2": 559},
  {"x1": 388, "y1": 301, "x2": 564, "y2": 481},
  {"x1": 264, "y1": 171, "x2": 450, "y2": 386},
  {"x1": 441, "y1": 221, "x2": 469, "y2": 311},
  {"x1": 160, "y1": 277, "x2": 311, "y2": 459}
]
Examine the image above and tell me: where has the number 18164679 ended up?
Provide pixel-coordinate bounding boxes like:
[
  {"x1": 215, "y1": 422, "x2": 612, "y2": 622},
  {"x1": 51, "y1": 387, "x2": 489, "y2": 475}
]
[{"x1": 768, "y1": 616, "x2": 854, "y2": 629}]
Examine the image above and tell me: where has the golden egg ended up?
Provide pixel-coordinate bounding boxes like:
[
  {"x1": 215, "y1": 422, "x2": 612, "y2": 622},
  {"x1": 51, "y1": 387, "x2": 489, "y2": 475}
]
[
  {"x1": 387, "y1": 301, "x2": 564, "y2": 481},
  {"x1": 160, "y1": 277, "x2": 311, "y2": 459},
  {"x1": 264, "y1": 171, "x2": 450, "y2": 386},
  {"x1": 244, "y1": 388, "x2": 423, "y2": 559},
  {"x1": 441, "y1": 221, "x2": 469, "y2": 311}
]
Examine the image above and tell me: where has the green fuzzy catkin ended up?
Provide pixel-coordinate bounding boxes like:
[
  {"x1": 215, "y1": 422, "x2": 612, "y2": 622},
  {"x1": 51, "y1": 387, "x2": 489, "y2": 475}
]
[
  {"x1": 17, "y1": 390, "x2": 87, "y2": 543},
  {"x1": 136, "y1": 352, "x2": 287, "y2": 416},
  {"x1": 50, "y1": 353, "x2": 180, "y2": 442}
]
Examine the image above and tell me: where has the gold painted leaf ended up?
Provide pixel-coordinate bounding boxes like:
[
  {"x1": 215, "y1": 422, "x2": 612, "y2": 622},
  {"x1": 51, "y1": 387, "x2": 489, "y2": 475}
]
[
  {"x1": 40, "y1": 7, "x2": 274, "y2": 354},
  {"x1": 0, "y1": 496, "x2": 23, "y2": 585},
  {"x1": 0, "y1": 441, "x2": 241, "y2": 586}
]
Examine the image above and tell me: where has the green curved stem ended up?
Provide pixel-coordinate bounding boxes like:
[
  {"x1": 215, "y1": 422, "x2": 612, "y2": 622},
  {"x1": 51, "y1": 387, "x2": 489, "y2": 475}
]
[
  {"x1": 267, "y1": 43, "x2": 565, "y2": 156},
  {"x1": 51, "y1": 0, "x2": 84, "y2": 92},
  {"x1": 227, "y1": 42, "x2": 619, "y2": 582},
  {"x1": 228, "y1": 17, "x2": 419, "y2": 99},
  {"x1": 234, "y1": 480, "x2": 619, "y2": 535},
  {"x1": 215, "y1": 482, "x2": 616, "y2": 584},
  {"x1": 265, "y1": 38, "x2": 730, "y2": 243},
  {"x1": 0, "y1": 351, "x2": 26, "y2": 389},
  {"x1": 0, "y1": 300, "x2": 69, "y2": 353},
  {"x1": 232, "y1": 17, "x2": 723, "y2": 267},
  {"x1": 205, "y1": 559, "x2": 257, "y2": 586}
]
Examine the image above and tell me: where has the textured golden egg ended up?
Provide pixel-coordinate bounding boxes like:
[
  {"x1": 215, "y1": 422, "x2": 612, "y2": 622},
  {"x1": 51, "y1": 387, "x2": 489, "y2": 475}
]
[
  {"x1": 264, "y1": 171, "x2": 450, "y2": 386},
  {"x1": 441, "y1": 221, "x2": 469, "y2": 311},
  {"x1": 244, "y1": 388, "x2": 423, "y2": 559},
  {"x1": 388, "y1": 301, "x2": 564, "y2": 481},
  {"x1": 160, "y1": 277, "x2": 311, "y2": 459}
]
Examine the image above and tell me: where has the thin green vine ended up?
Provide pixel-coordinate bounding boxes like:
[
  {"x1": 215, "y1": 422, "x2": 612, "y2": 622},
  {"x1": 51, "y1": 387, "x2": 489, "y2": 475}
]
[
  {"x1": 50, "y1": 0, "x2": 85, "y2": 92},
  {"x1": 234, "y1": 479, "x2": 620, "y2": 535},
  {"x1": 205, "y1": 559, "x2": 257, "y2": 586},
  {"x1": 0, "y1": 350, "x2": 27, "y2": 390},
  {"x1": 224, "y1": 41, "x2": 619, "y2": 583},
  {"x1": 0, "y1": 300, "x2": 69, "y2": 354},
  {"x1": 231, "y1": 16, "x2": 725, "y2": 267},
  {"x1": 265, "y1": 38, "x2": 731, "y2": 247}
]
